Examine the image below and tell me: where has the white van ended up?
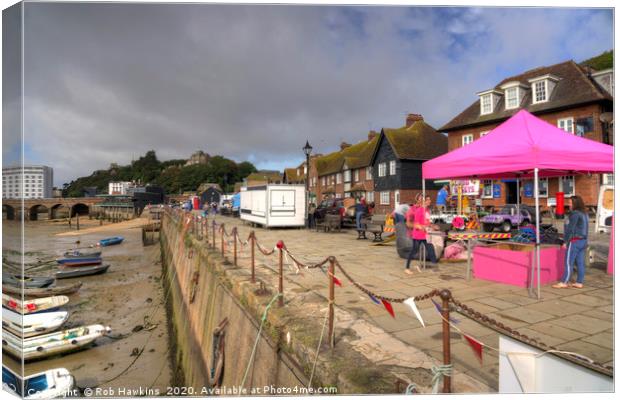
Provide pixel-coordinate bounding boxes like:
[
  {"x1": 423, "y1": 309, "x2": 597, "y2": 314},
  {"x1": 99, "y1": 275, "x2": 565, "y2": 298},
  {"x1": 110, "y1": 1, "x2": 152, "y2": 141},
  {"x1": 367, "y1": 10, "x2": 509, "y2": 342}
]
[
  {"x1": 240, "y1": 185, "x2": 306, "y2": 228},
  {"x1": 595, "y1": 185, "x2": 613, "y2": 233}
]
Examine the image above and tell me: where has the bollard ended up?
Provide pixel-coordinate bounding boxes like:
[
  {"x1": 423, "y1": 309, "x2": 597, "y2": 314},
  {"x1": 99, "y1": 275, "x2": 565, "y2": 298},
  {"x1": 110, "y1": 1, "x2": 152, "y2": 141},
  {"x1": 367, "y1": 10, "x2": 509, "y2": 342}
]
[
  {"x1": 250, "y1": 232, "x2": 256, "y2": 283},
  {"x1": 328, "y1": 256, "x2": 335, "y2": 348},
  {"x1": 440, "y1": 289, "x2": 452, "y2": 393},
  {"x1": 277, "y1": 240, "x2": 284, "y2": 307},
  {"x1": 220, "y1": 224, "x2": 225, "y2": 256},
  {"x1": 233, "y1": 228, "x2": 238, "y2": 267}
]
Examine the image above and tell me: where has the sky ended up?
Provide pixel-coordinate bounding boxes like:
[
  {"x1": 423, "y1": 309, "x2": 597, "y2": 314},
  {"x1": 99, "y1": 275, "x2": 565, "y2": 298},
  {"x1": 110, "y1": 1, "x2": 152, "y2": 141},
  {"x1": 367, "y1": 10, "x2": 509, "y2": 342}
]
[{"x1": 1, "y1": 2, "x2": 614, "y2": 186}]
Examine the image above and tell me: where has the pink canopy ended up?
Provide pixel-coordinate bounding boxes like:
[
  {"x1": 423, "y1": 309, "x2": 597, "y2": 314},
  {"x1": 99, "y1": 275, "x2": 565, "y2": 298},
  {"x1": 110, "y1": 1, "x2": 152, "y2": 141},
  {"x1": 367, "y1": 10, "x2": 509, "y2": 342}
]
[{"x1": 423, "y1": 109, "x2": 614, "y2": 180}]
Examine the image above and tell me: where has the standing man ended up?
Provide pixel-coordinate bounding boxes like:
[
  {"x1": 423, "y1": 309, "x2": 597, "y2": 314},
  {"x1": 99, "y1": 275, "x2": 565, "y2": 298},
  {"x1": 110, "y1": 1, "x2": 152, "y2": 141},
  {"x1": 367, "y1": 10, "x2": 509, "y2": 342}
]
[
  {"x1": 355, "y1": 197, "x2": 367, "y2": 232},
  {"x1": 436, "y1": 184, "x2": 449, "y2": 213}
]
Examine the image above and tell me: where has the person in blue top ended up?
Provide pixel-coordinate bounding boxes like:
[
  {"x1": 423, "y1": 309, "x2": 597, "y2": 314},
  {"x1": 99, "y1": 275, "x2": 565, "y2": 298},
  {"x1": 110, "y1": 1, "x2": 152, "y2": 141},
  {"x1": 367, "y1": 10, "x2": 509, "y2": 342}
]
[
  {"x1": 552, "y1": 195, "x2": 589, "y2": 289},
  {"x1": 354, "y1": 197, "x2": 368, "y2": 232},
  {"x1": 436, "y1": 184, "x2": 449, "y2": 212}
]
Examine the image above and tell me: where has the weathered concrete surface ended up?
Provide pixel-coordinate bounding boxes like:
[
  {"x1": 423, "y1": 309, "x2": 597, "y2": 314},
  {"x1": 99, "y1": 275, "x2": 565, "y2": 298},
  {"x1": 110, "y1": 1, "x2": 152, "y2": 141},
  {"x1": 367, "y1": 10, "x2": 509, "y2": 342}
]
[
  {"x1": 161, "y1": 211, "x2": 491, "y2": 394},
  {"x1": 198, "y1": 214, "x2": 613, "y2": 391}
]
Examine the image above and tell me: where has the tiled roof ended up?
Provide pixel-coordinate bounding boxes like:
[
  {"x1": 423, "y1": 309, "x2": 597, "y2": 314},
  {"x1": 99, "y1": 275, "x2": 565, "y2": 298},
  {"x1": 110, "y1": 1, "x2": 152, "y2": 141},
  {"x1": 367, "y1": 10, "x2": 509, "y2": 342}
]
[
  {"x1": 246, "y1": 171, "x2": 282, "y2": 182},
  {"x1": 197, "y1": 182, "x2": 222, "y2": 193},
  {"x1": 440, "y1": 60, "x2": 613, "y2": 131},
  {"x1": 381, "y1": 120, "x2": 448, "y2": 160},
  {"x1": 315, "y1": 134, "x2": 379, "y2": 176}
]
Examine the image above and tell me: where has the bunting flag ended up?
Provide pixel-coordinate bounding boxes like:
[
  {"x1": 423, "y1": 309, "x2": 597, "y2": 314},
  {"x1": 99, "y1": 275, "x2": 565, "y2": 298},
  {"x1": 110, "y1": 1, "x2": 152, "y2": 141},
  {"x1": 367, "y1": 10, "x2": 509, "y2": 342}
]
[
  {"x1": 404, "y1": 297, "x2": 425, "y2": 327},
  {"x1": 463, "y1": 334, "x2": 483, "y2": 364},
  {"x1": 368, "y1": 294, "x2": 381, "y2": 305},
  {"x1": 430, "y1": 298, "x2": 460, "y2": 324},
  {"x1": 333, "y1": 276, "x2": 342, "y2": 287},
  {"x1": 381, "y1": 299, "x2": 395, "y2": 318}
]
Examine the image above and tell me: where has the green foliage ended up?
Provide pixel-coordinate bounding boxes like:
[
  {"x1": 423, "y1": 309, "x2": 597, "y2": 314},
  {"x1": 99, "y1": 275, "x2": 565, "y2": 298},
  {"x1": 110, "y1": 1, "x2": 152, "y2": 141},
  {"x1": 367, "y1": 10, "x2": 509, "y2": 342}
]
[
  {"x1": 64, "y1": 150, "x2": 256, "y2": 197},
  {"x1": 580, "y1": 50, "x2": 613, "y2": 71}
]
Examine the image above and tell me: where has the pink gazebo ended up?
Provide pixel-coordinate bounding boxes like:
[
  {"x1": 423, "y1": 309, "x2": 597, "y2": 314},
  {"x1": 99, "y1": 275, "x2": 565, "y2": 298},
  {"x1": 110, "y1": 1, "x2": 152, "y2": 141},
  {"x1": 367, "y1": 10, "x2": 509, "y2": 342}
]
[{"x1": 422, "y1": 110, "x2": 614, "y2": 298}]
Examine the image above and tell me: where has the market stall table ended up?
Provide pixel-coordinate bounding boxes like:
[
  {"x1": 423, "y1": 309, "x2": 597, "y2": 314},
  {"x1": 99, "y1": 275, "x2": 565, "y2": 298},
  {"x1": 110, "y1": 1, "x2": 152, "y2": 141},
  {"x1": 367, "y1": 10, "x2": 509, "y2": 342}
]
[{"x1": 446, "y1": 231, "x2": 512, "y2": 280}]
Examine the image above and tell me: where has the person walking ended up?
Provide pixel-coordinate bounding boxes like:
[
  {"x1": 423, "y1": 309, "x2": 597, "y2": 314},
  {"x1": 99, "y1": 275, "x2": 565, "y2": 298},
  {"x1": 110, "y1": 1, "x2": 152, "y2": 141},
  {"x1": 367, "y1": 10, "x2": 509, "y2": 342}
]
[
  {"x1": 393, "y1": 202, "x2": 409, "y2": 224},
  {"x1": 553, "y1": 195, "x2": 589, "y2": 289},
  {"x1": 405, "y1": 195, "x2": 438, "y2": 274},
  {"x1": 436, "y1": 184, "x2": 449, "y2": 213}
]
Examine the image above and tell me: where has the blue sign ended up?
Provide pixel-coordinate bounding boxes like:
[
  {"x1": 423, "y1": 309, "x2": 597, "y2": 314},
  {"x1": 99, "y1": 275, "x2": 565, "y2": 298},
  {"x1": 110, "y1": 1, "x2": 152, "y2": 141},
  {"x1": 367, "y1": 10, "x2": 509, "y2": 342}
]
[
  {"x1": 493, "y1": 184, "x2": 501, "y2": 198},
  {"x1": 524, "y1": 182, "x2": 534, "y2": 198}
]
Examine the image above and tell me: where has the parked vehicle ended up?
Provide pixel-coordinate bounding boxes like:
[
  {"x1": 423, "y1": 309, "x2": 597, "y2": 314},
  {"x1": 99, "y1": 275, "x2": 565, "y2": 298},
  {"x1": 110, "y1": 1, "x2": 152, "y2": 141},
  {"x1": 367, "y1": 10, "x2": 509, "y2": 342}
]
[
  {"x1": 2, "y1": 273, "x2": 55, "y2": 289},
  {"x1": 595, "y1": 185, "x2": 613, "y2": 233},
  {"x1": 2, "y1": 308, "x2": 69, "y2": 337},
  {"x1": 232, "y1": 192, "x2": 241, "y2": 217},
  {"x1": 97, "y1": 236, "x2": 124, "y2": 246},
  {"x1": 55, "y1": 264, "x2": 110, "y2": 279},
  {"x1": 314, "y1": 199, "x2": 345, "y2": 221},
  {"x1": 3, "y1": 366, "x2": 75, "y2": 400},
  {"x1": 2, "y1": 294, "x2": 69, "y2": 314},
  {"x1": 481, "y1": 204, "x2": 536, "y2": 232},
  {"x1": 220, "y1": 199, "x2": 233, "y2": 215},
  {"x1": 240, "y1": 185, "x2": 306, "y2": 228}
]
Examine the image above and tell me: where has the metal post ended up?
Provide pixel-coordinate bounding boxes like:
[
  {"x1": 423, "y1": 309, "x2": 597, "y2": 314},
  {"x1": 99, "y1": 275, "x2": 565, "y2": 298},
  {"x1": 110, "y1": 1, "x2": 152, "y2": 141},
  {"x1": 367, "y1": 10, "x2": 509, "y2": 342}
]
[
  {"x1": 328, "y1": 256, "x2": 335, "y2": 348},
  {"x1": 250, "y1": 233, "x2": 256, "y2": 283},
  {"x1": 212, "y1": 221, "x2": 216, "y2": 249},
  {"x1": 278, "y1": 242, "x2": 284, "y2": 307},
  {"x1": 440, "y1": 289, "x2": 452, "y2": 393},
  {"x1": 466, "y1": 238, "x2": 472, "y2": 280},
  {"x1": 534, "y1": 168, "x2": 541, "y2": 300},
  {"x1": 233, "y1": 228, "x2": 238, "y2": 266},
  {"x1": 305, "y1": 153, "x2": 310, "y2": 228},
  {"x1": 221, "y1": 223, "x2": 225, "y2": 256}
]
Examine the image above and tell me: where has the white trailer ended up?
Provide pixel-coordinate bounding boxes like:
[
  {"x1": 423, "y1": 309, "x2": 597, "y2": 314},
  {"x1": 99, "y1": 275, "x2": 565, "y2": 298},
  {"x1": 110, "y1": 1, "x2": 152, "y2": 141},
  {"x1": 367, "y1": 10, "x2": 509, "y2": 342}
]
[{"x1": 240, "y1": 185, "x2": 306, "y2": 228}]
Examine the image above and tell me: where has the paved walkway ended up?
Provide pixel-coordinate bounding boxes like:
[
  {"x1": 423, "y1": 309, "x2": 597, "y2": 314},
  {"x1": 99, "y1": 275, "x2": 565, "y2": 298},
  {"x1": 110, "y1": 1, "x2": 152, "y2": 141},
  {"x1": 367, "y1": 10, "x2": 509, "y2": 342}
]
[{"x1": 207, "y1": 215, "x2": 613, "y2": 391}]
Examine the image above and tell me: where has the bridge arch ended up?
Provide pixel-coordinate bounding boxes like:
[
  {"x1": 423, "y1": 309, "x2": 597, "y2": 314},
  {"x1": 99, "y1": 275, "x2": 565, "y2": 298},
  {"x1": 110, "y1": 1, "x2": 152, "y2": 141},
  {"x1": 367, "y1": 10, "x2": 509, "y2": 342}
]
[
  {"x1": 29, "y1": 204, "x2": 49, "y2": 221},
  {"x1": 50, "y1": 204, "x2": 70, "y2": 219},
  {"x1": 71, "y1": 203, "x2": 90, "y2": 217},
  {"x1": 3, "y1": 205, "x2": 16, "y2": 220}
]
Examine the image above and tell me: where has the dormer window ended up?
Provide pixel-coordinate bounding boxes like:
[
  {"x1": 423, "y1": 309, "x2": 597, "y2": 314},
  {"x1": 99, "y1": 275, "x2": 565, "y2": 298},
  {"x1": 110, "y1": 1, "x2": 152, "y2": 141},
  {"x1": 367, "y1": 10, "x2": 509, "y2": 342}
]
[
  {"x1": 477, "y1": 89, "x2": 502, "y2": 115},
  {"x1": 528, "y1": 74, "x2": 560, "y2": 105},
  {"x1": 505, "y1": 87, "x2": 518, "y2": 108}
]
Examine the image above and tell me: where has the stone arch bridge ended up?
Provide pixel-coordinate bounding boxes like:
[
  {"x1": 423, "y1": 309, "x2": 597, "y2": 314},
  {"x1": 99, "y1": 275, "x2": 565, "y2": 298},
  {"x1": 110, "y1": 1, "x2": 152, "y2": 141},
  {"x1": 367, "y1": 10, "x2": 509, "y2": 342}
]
[{"x1": 2, "y1": 197, "x2": 105, "y2": 221}]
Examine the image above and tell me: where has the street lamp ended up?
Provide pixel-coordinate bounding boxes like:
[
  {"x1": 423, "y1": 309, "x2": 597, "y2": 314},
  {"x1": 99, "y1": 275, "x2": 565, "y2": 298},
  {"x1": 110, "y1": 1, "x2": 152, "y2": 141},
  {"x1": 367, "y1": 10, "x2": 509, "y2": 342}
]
[{"x1": 303, "y1": 140, "x2": 313, "y2": 228}]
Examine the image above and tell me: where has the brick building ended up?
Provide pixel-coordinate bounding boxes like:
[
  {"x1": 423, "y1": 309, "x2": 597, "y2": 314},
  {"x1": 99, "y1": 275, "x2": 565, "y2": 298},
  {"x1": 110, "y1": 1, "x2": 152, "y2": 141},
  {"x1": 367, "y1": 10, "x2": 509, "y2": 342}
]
[
  {"x1": 440, "y1": 60, "x2": 613, "y2": 209},
  {"x1": 370, "y1": 114, "x2": 448, "y2": 214}
]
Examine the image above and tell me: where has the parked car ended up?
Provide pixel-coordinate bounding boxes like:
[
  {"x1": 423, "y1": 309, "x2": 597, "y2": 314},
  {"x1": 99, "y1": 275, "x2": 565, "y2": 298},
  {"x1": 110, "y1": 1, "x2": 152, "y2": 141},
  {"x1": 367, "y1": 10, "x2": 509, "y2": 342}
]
[
  {"x1": 220, "y1": 199, "x2": 233, "y2": 215},
  {"x1": 314, "y1": 199, "x2": 344, "y2": 221},
  {"x1": 481, "y1": 204, "x2": 536, "y2": 232}
]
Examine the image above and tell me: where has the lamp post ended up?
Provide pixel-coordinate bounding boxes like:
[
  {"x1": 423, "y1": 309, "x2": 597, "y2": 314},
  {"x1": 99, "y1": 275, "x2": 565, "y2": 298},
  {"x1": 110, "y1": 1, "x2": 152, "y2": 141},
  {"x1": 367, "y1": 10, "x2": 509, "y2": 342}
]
[{"x1": 303, "y1": 140, "x2": 313, "y2": 228}]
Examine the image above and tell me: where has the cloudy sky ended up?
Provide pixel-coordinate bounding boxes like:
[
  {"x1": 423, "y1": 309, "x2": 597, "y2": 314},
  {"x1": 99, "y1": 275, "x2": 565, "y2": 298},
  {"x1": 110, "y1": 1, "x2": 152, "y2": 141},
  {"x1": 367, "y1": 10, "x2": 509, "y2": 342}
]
[{"x1": 2, "y1": 2, "x2": 613, "y2": 186}]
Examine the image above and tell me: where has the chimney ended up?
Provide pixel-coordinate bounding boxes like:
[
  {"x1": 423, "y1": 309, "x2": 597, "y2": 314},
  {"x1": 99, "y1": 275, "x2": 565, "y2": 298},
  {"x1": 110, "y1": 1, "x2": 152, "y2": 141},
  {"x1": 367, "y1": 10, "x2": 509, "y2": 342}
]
[
  {"x1": 406, "y1": 113, "x2": 424, "y2": 127},
  {"x1": 367, "y1": 130, "x2": 378, "y2": 141},
  {"x1": 340, "y1": 142, "x2": 351, "y2": 150}
]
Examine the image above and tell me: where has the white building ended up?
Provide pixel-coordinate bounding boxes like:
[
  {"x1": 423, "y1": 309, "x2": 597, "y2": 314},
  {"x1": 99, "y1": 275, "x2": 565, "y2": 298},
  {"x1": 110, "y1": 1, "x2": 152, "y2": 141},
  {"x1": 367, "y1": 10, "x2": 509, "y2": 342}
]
[
  {"x1": 108, "y1": 181, "x2": 133, "y2": 195},
  {"x1": 2, "y1": 165, "x2": 53, "y2": 199}
]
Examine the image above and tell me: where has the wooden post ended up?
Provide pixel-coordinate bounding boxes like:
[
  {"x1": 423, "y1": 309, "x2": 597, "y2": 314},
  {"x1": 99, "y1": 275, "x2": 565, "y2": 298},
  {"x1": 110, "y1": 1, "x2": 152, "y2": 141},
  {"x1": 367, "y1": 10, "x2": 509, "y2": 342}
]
[
  {"x1": 233, "y1": 228, "x2": 238, "y2": 266},
  {"x1": 220, "y1": 223, "x2": 225, "y2": 256},
  {"x1": 212, "y1": 221, "x2": 216, "y2": 249},
  {"x1": 250, "y1": 232, "x2": 256, "y2": 283},
  {"x1": 277, "y1": 241, "x2": 284, "y2": 307},
  {"x1": 328, "y1": 256, "x2": 335, "y2": 348},
  {"x1": 440, "y1": 289, "x2": 452, "y2": 393}
]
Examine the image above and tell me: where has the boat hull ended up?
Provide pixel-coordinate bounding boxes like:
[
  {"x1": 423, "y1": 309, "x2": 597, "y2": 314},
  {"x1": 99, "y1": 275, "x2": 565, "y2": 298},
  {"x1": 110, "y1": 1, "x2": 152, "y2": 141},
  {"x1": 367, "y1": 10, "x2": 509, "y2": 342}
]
[
  {"x1": 2, "y1": 294, "x2": 70, "y2": 314},
  {"x1": 97, "y1": 237, "x2": 124, "y2": 246},
  {"x1": 2, "y1": 282, "x2": 83, "y2": 298},
  {"x1": 56, "y1": 257, "x2": 102, "y2": 266},
  {"x1": 56, "y1": 264, "x2": 110, "y2": 279},
  {"x1": 2, "y1": 309, "x2": 69, "y2": 337}
]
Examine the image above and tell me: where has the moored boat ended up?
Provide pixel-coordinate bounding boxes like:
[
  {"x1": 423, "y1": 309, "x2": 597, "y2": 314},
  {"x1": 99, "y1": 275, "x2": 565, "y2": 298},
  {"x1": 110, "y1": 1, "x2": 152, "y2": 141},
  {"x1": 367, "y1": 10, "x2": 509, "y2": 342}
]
[
  {"x1": 2, "y1": 294, "x2": 70, "y2": 314},
  {"x1": 62, "y1": 249, "x2": 102, "y2": 258},
  {"x1": 2, "y1": 273, "x2": 55, "y2": 289},
  {"x1": 2, "y1": 366, "x2": 75, "y2": 399},
  {"x1": 2, "y1": 282, "x2": 83, "y2": 298},
  {"x1": 56, "y1": 256, "x2": 102, "y2": 266},
  {"x1": 97, "y1": 236, "x2": 124, "y2": 246},
  {"x1": 2, "y1": 308, "x2": 69, "y2": 337},
  {"x1": 2, "y1": 324, "x2": 111, "y2": 361},
  {"x1": 56, "y1": 264, "x2": 110, "y2": 279}
]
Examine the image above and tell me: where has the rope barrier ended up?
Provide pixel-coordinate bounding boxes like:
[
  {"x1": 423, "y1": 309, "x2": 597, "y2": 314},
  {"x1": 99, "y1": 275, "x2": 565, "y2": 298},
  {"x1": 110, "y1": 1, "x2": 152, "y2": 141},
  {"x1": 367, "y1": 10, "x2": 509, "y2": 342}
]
[
  {"x1": 307, "y1": 305, "x2": 330, "y2": 390},
  {"x1": 430, "y1": 365, "x2": 453, "y2": 394}
]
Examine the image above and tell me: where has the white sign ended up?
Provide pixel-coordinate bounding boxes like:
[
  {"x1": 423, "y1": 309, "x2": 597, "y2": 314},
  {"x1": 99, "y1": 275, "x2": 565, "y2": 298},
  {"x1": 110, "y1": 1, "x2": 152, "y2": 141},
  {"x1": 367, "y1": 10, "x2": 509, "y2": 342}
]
[
  {"x1": 547, "y1": 198, "x2": 557, "y2": 206},
  {"x1": 450, "y1": 180, "x2": 480, "y2": 196}
]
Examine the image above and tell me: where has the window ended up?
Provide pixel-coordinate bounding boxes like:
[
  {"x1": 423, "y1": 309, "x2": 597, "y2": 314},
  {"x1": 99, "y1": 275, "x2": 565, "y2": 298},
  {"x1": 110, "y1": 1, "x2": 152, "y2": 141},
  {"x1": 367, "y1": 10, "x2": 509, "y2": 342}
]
[
  {"x1": 603, "y1": 174, "x2": 614, "y2": 186},
  {"x1": 575, "y1": 117, "x2": 593, "y2": 138},
  {"x1": 482, "y1": 180, "x2": 493, "y2": 198},
  {"x1": 481, "y1": 94, "x2": 492, "y2": 114},
  {"x1": 538, "y1": 178, "x2": 548, "y2": 197},
  {"x1": 344, "y1": 170, "x2": 351, "y2": 182},
  {"x1": 480, "y1": 131, "x2": 490, "y2": 138},
  {"x1": 354, "y1": 169, "x2": 359, "y2": 182},
  {"x1": 389, "y1": 160, "x2": 396, "y2": 175},
  {"x1": 321, "y1": 177, "x2": 326, "y2": 186},
  {"x1": 378, "y1": 163, "x2": 387, "y2": 177},
  {"x1": 560, "y1": 176, "x2": 575, "y2": 197},
  {"x1": 380, "y1": 191, "x2": 390, "y2": 205},
  {"x1": 505, "y1": 87, "x2": 519, "y2": 109},
  {"x1": 366, "y1": 191, "x2": 374, "y2": 203},
  {"x1": 366, "y1": 166, "x2": 373, "y2": 180},
  {"x1": 462, "y1": 134, "x2": 474, "y2": 146},
  {"x1": 557, "y1": 117, "x2": 574, "y2": 134},
  {"x1": 336, "y1": 173, "x2": 342, "y2": 184},
  {"x1": 533, "y1": 80, "x2": 547, "y2": 103}
]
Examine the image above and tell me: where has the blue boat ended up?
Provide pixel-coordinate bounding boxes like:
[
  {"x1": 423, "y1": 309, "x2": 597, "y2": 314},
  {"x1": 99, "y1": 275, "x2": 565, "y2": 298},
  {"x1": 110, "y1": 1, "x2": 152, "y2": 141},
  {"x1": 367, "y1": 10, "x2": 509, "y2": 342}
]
[
  {"x1": 97, "y1": 236, "x2": 124, "y2": 247},
  {"x1": 56, "y1": 256, "x2": 102, "y2": 266}
]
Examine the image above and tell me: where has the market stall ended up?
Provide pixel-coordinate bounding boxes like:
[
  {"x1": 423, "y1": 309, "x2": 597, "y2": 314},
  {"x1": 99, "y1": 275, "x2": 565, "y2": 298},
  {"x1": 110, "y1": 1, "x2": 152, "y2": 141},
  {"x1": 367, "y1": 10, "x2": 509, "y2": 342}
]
[{"x1": 422, "y1": 110, "x2": 614, "y2": 298}]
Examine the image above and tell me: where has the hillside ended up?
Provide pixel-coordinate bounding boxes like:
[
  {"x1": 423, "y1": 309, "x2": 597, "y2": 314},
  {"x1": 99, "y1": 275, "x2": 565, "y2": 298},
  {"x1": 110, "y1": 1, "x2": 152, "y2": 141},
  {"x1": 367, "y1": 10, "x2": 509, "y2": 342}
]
[{"x1": 581, "y1": 50, "x2": 613, "y2": 70}]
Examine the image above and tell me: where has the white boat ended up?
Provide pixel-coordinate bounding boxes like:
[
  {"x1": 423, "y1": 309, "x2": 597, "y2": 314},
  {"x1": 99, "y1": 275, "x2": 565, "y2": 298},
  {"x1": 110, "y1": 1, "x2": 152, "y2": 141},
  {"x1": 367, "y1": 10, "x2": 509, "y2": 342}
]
[
  {"x1": 2, "y1": 365, "x2": 75, "y2": 399},
  {"x1": 2, "y1": 324, "x2": 111, "y2": 361},
  {"x1": 2, "y1": 308, "x2": 69, "y2": 337},
  {"x1": 2, "y1": 294, "x2": 70, "y2": 314}
]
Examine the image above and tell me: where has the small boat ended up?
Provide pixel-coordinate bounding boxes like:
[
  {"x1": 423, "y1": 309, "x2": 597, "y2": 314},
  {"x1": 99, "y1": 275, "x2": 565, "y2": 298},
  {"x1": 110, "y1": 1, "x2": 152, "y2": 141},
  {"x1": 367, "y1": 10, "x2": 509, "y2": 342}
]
[
  {"x1": 56, "y1": 256, "x2": 102, "y2": 266},
  {"x1": 3, "y1": 366, "x2": 75, "y2": 399},
  {"x1": 2, "y1": 294, "x2": 70, "y2": 314},
  {"x1": 56, "y1": 264, "x2": 110, "y2": 279},
  {"x1": 2, "y1": 273, "x2": 55, "y2": 289},
  {"x1": 2, "y1": 308, "x2": 69, "y2": 337},
  {"x1": 97, "y1": 236, "x2": 124, "y2": 246},
  {"x1": 2, "y1": 282, "x2": 83, "y2": 298},
  {"x1": 2, "y1": 324, "x2": 111, "y2": 361},
  {"x1": 62, "y1": 249, "x2": 102, "y2": 258}
]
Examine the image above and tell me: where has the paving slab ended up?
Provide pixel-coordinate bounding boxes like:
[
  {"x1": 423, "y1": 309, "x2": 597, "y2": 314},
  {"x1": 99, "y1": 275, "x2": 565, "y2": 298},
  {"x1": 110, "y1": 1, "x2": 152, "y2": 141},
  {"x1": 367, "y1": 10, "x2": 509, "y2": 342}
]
[
  {"x1": 549, "y1": 315, "x2": 613, "y2": 335},
  {"x1": 495, "y1": 307, "x2": 555, "y2": 324},
  {"x1": 475, "y1": 297, "x2": 521, "y2": 310},
  {"x1": 581, "y1": 331, "x2": 614, "y2": 350},
  {"x1": 522, "y1": 300, "x2": 591, "y2": 317},
  {"x1": 562, "y1": 293, "x2": 612, "y2": 307},
  {"x1": 559, "y1": 340, "x2": 615, "y2": 364}
]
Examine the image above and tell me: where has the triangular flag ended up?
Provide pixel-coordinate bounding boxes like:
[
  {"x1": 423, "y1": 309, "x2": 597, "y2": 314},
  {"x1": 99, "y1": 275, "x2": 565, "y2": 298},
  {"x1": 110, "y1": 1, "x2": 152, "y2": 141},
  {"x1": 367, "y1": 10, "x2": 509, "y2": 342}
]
[
  {"x1": 333, "y1": 276, "x2": 342, "y2": 287},
  {"x1": 404, "y1": 297, "x2": 425, "y2": 327},
  {"x1": 506, "y1": 353, "x2": 537, "y2": 393},
  {"x1": 463, "y1": 334, "x2": 483, "y2": 364},
  {"x1": 430, "y1": 298, "x2": 460, "y2": 324},
  {"x1": 368, "y1": 294, "x2": 381, "y2": 305},
  {"x1": 381, "y1": 299, "x2": 395, "y2": 318}
]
